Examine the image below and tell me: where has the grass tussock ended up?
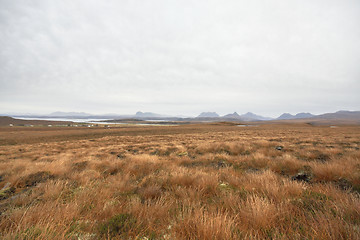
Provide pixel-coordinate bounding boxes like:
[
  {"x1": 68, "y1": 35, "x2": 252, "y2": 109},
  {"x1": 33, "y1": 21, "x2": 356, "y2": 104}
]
[{"x1": 0, "y1": 123, "x2": 359, "y2": 239}]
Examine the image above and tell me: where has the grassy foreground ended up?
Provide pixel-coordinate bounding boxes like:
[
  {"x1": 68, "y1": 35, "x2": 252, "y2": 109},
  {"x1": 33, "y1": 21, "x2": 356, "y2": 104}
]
[{"x1": 0, "y1": 123, "x2": 359, "y2": 239}]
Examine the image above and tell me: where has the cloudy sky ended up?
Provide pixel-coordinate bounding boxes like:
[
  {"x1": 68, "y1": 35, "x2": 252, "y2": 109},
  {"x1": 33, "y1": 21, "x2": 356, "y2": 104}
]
[{"x1": 1, "y1": 0, "x2": 359, "y2": 117}]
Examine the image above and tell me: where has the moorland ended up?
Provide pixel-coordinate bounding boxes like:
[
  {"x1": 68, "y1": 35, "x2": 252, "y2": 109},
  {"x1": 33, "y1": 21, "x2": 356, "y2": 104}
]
[{"x1": 0, "y1": 122, "x2": 359, "y2": 239}]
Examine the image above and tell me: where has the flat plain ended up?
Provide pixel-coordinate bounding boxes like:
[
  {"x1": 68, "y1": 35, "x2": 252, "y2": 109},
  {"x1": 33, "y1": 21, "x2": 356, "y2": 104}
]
[{"x1": 0, "y1": 123, "x2": 359, "y2": 239}]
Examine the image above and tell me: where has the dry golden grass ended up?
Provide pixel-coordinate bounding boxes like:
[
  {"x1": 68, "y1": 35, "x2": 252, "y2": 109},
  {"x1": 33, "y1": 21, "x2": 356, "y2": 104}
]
[{"x1": 0, "y1": 123, "x2": 359, "y2": 239}]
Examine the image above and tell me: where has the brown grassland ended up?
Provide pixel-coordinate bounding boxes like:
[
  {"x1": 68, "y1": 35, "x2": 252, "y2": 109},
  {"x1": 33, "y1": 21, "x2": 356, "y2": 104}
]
[{"x1": 0, "y1": 123, "x2": 359, "y2": 239}]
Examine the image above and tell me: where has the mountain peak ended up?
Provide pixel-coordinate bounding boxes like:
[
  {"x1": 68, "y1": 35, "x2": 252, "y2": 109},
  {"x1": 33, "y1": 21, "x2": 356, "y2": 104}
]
[
  {"x1": 277, "y1": 113, "x2": 294, "y2": 120},
  {"x1": 277, "y1": 112, "x2": 314, "y2": 120},
  {"x1": 197, "y1": 112, "x2": 219, "y2": 118},
  {"x1": 241, "y1": 112, "x2": 273, "y2": 121},
  {"x1": 223, "y1": 112, "x2": 241, "y2": 118},
  {"x1": 242, "y1": 112, "x2": 256, "y2": 117},
  {"x1": 135, "y1": 111, "x2": 165, "y2": 118}
]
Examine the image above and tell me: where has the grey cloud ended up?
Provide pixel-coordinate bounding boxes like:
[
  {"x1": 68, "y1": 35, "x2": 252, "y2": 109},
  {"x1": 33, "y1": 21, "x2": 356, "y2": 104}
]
[{"x1": 0, "y1": 0, "x2": 359, "y2": 117}]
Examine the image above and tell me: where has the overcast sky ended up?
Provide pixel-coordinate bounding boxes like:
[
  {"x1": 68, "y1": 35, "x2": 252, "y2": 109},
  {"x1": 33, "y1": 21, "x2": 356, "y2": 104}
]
[{"x1": 1, "y1": 0, "x2": 359, "y2": 117}]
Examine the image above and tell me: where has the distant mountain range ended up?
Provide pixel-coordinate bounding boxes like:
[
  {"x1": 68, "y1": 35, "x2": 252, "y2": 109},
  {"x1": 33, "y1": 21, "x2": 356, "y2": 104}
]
[
  {"x1": 241, "y1": 112, "x2": 273, "y2": 121},
  {"x1": 277, "y1": 112, "x2": 315, "y2": 120},
  {"x1": 5, "y1": 110, "x2": 360, "y2": 123},
  {"x1": 313, "y1": 110, "x2": 360, "y2": 120},
  {"x1": 197, "y1": 112, "x2": 220, "y2": 118},
  {"x1": 223, "y1": 112, "x2": 241, "y2": 119},
  {"x1": 276, "y1": 111, "x2": 360, "y2": 121},
  {"x1": 135, "y1": 111, "x2": 168, "y2": 118},
  {"x1": 196, "y1": 112, "x2": 273, "y2": 121}
]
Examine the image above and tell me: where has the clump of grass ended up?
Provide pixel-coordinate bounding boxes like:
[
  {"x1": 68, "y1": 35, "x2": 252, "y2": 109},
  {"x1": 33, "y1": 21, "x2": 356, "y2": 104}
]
[
  {"x1": 15, "y1": 226, "x2": 43, "y2": 240},
  {"x1": 97, "y1": 213, "x2": 139, "y2": 238},
  {"x1": 173, "y1": 209, "x2": 238, "y2": 239},
  {"x1": 269, "y1": 154, "x2": 303, "y2": 176},
  {"x1": 238, "y1": 194, "x2": 279, "y2": 232},
  {"x1": 291, "y1": 190, "x2": 332, "y2": 215},
  {"x1": 15, "y1": 171, "x2": 55, "y2": 188},
  {"x1": 195, "y1": 142, "x2": 250, "y2": 155},
  {"x1": 138, "y1": 185, "x2": 163, "y2": 200}
]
